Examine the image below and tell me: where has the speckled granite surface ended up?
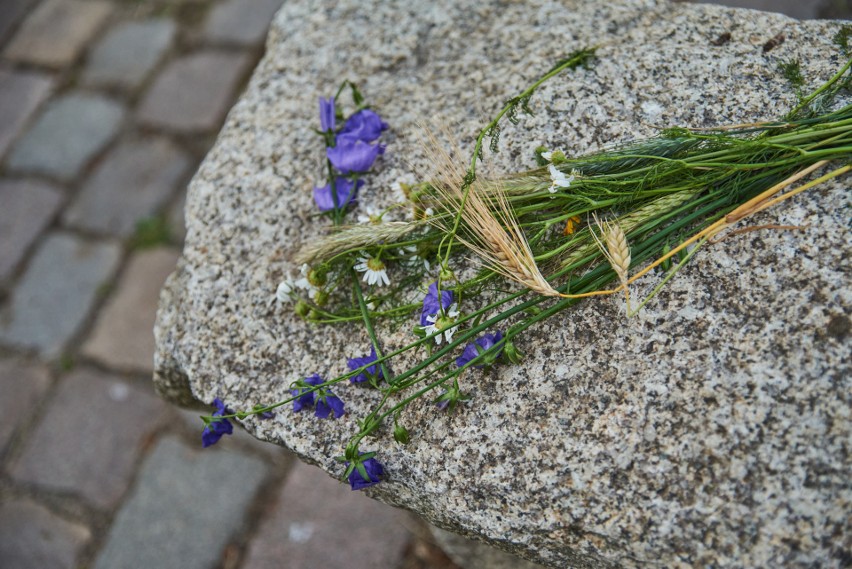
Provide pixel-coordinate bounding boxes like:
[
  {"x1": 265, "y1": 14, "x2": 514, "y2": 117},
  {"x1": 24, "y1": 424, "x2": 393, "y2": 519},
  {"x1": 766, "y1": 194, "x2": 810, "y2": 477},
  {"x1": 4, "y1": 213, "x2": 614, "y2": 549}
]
[{"x1": 154, "y1": 1, "x2": 851, "y2": 567}]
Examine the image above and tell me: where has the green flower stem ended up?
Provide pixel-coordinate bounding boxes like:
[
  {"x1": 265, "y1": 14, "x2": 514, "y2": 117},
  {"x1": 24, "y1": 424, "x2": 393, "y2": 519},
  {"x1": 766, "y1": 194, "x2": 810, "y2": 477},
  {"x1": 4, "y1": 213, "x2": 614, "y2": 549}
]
[
  {"x1": 787, "y1": 57, "x2": 852, "y2": 118},
  {"x1": 352, "y1": 270, "x2": 394, "y2": 383},
  {"x1": 437, "y1": 48, "x2": 596, "y2": 267}
]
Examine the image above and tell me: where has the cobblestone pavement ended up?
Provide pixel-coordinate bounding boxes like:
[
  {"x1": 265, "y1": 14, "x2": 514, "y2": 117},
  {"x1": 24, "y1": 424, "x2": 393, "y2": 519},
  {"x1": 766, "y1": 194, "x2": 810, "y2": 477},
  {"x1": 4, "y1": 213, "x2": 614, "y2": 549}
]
[{"x1": 0, "y1": 1, "x2": 847, "y2": 568}]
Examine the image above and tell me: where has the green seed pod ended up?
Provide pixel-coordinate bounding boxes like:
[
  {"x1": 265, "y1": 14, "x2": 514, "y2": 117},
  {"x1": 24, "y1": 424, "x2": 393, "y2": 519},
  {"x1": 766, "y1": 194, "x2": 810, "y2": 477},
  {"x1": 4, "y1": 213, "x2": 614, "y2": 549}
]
[
  {"x1": 294, "y1": 300, "x2": 311, "y2": 319},
  {"x1": 313, "y1": 289, "x2": 330, "y2": 307},
  {"x1": 308, "y1": 266, "x2": 328, "y2": 287},
  {"x1": 439, "y1": 265, "x2": 455, "y2": 282},
  {"x1": 393, "y1": 423, "x2": 411, "y2": 445},
  {"x1": 503, "y1": 339, "x2": 524, "y2": 364}
]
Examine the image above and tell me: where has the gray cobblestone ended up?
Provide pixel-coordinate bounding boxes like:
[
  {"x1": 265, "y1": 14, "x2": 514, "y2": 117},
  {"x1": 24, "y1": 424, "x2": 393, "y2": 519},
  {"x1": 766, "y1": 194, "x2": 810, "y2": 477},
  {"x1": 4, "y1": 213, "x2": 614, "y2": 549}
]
[
  {"x1": 0, "y1": 499, "x2": 90, "y2": 569},
  {"x1": 243, "y1": 461, "x2": 411, "y2": 569},
  {"x1": 94, "y1": 436, "x2": 268, "y2": 569},
  {"x1": 136, "y1": 50, "x2": 252, "y2": 132},
  {"x1": 0, "y1": 68, "x2": 54, "y2": 158},
  {"x1": 63, "y1": 136, "x2": 190, "y2": 236},
  {"x1": 3, "y1": 0, "x2": 113, "y2": 68},
  {"x1": 204, "y1": 0, "x2": 284, "y2": 46},
  {"x1": 0, "y1": 232, "x2": 121, "y2": 357},
  {"x1": 83, "y1": 19, "x2": 177, "y2": 91},
  {"x1": 0, "y1": 178, "x2": 63, "y2": 283},
  {"x1": 5, "y1": 93, "x2": 125, "y2": 181},
  {"x1": 82, "y1": 248, "x2": 180, "y2": 372},
  {"x1": 0, "y1": 357, "x2": 50, "y2": 452},
  {"x1": 9, "y1": 368, "x2": 170, "y2": 508},
  {"x1": 0, "y1": 0, "x2": 38, "y2": 44}
]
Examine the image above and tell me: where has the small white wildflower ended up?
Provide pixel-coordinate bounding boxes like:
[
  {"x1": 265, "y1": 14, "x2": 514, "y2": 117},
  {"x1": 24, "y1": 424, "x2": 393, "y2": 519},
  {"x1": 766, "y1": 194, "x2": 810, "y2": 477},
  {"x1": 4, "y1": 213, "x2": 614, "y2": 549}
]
[
  {"x1": 404, "y1": 245, "x2": 431, "y2": 271},
  {"x1": 294, "y1": 264, "x2": 316, "y2": 294},
  {"x1": 423, "y1": 303, "x2": 460, "y2": 344},
  {"x1": 391, "y1": 181, "x2": 407, "y2": 203},
  {"x1": 541, "y1": 150, "x2": 553, "y2": 161},
  {"x1": 276, "y1": 280, "x2": 295, "y2": 303},
  {"x1": 357, "y1": 205, "x2": 383, "y2": 225},
  {"x1": 354, "y1": 255, "x2": 390, "y2": 286},
  {"x1": 424, "y1": 207, "x2": 435, "y2": 218},
  {"x1": 548, "y1": 164, "x2": 575, "y2": 193}
]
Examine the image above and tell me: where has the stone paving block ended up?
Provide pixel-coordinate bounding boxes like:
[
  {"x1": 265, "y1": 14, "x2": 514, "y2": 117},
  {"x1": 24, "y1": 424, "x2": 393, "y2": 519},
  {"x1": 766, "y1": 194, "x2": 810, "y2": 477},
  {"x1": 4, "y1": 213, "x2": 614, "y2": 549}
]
[
  {"x1": 204, "y1": 0, "x2": 284, "y2": 46},
  {"x1": 243, "y1": 461, "x2": 411, "y2": 569},
  {"x1": 5, "y1": 93, "x2": 125, "y2": 181},
  {"x1": 3, "y1": 0, "x2": 113, "y2": 68},
  {"x1": 0, "y1": 232, "x2": 121, "y2": 357},
  {"x1": 137, "y1": 50, "x2": 252, "y2": 132},
  {"x1": 83, "y1": 19, "x2": 176, "y2": 90},
  {"x1": 9, "y1": 368, "x2": 169, "y2": 508},
  {"x1": 0, "y1": 357, "x2": 50, "y2": 451},
  {"x1": 0, "y1": 499, "x2": 90, "y2": 569},
  {"x1": 0, "y1": 68, "x2": 54, "y2": 158},
  {"x1": 94, "y1": 436, "x2": 268, "y2": 569},
  {"x1": 63, "y1": 137, "x2": 191, "y2": 236},
  {"x1": 82, "y1": 248, "x2": 179, "y2": 372},
  {"x1": 0, "y1": 0, "x2": 38, "y2": 44},
  {"x1": 0, "y1": 179, "x2": 63, "y2": 282}
]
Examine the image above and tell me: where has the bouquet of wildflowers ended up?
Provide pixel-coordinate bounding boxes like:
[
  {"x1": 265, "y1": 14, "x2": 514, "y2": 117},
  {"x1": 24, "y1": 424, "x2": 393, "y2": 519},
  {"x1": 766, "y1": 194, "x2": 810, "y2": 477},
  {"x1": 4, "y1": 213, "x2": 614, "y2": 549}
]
[{"x1": 200, "y1": 42, "x2": 852, "y2": 491}]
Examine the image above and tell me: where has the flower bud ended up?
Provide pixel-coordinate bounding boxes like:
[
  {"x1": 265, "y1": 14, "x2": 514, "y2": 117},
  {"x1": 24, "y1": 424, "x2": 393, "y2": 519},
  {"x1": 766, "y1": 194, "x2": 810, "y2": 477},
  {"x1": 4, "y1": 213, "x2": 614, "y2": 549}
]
[
  {"x1": 308, "y1": 266, "x2": 328, "y2": 287},
  {"x1": 439, "y1": 265, "x2": 455, "y2": 282},
  {"x1": 503, "y1": 339, "x2": 524, "y2": 364},
  {"x1": 294, "y1": 300, "x2": 311, "y2": 319},
  {"x1": 393, "y1": 423, "x2": 411, "y2": 445},
  {"x1": 313, "y1": 289, "x2": 330, "y2": 307}
]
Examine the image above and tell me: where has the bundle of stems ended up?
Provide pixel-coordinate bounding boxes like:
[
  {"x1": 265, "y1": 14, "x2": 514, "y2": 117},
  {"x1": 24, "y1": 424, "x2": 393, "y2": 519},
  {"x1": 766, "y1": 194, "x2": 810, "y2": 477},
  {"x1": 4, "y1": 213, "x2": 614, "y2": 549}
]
[{"x1": 211, "y1": 50, "x2": 852, "y2": 474}]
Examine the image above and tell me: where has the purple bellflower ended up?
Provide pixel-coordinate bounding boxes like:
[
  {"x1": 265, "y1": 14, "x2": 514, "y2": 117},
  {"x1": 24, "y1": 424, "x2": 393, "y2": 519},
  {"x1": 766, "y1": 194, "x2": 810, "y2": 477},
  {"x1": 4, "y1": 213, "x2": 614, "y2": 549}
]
[
  {"x1": 313, "y1": 177, "x2": 362, "y2": 211},
  {"x1": 456, "y1": 331, "x2": 504, "y2": 368},
  {"x1": 319, "y1": 97, "x2": 335, "y2": 132},
  {"x1": 347, "y1": 346, "x2": 383, "y2": 384},
  {"x1": 292, "y1": 373, "x2": 345, "y2": 419},
  {"x1": 201, "y1": 398, "x2": 234, "y2": 448},
  {"x1": 326, "y1": 138, "x2": 385, "y2": 174},
  {"x1": 339, "y1": 109, "x2": 388, "y2": 143},
  {"x1": 347, "y1": 454, "x2": 385, "y2": 490},
  {"x1": 420, "y1": 281, "x2": 454, "y2": 326}
]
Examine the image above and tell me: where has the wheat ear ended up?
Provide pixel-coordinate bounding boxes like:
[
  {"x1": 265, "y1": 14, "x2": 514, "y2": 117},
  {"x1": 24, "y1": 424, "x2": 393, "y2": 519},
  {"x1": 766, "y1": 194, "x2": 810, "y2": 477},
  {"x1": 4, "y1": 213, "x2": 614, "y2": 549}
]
[
  {"x1": 422, "y1": 127, "x2": 564, "y2": 298},
  {"x1": 294, "y1": 221, "x2": 424, "y2": 265},
  {"x1": 590, "y1": 214, "x2": 631, "y2": 309}
]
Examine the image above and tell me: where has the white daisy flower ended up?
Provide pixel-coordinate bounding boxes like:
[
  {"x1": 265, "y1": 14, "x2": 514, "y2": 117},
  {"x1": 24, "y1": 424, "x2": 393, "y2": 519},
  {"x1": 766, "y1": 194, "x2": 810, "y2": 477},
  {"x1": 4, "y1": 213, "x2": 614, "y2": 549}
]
[
  {"x1": 404, "y1": 245, "x2": 431, "y2": 271},
  {"x1": 391, "y1": 181, "x2": 407, "y2": 203},
  {"x1": 294, "y1": 264, "x2": 317, "y2": 294},
  {"x1": 357, "y1": 205, "x2": 384, "y2": 225},
  {"x1": 354, "y1": 255, "x2": 390, "y2": 286},
  {"x1": 541, "y1": 149, "x2": 566, "y2": 163},
  {"x1": 548, "y1": 164, "x2": 575, "y2": 193},
  {"x1": 276, "y1": 280, "x2": 295, "y2": 303},
  {"x1": 423, "y1": 303, "x2": 460, "y2": 344},
  {"x1": 391, "y1": 174, "x2": 417, "y2": 203}
]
